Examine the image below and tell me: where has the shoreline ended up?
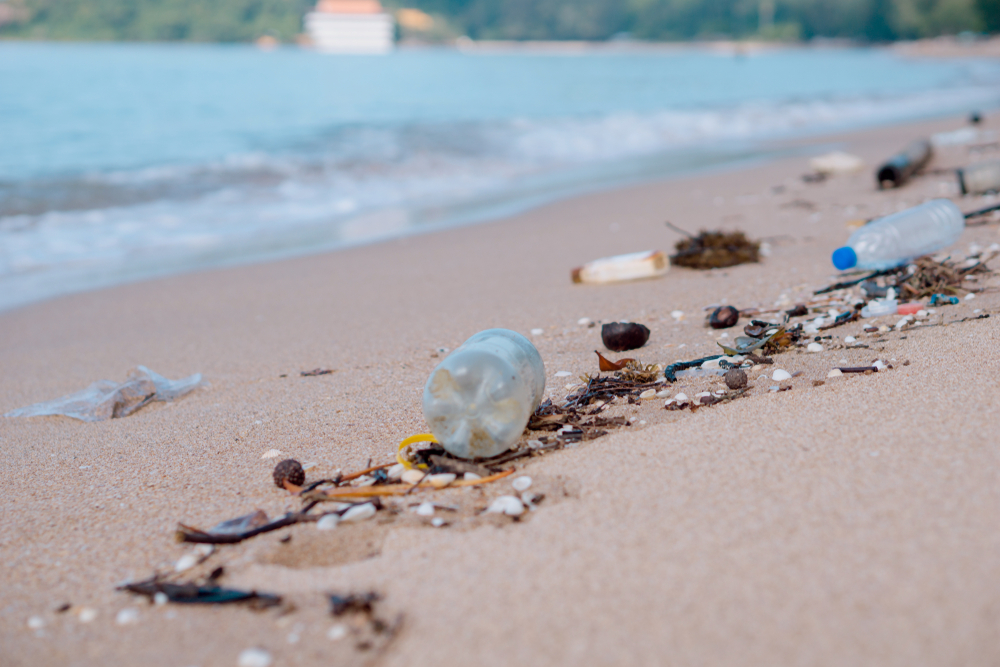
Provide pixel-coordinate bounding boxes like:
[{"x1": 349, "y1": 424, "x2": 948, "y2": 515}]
[{"x1": 3, "y1": 114, "x2": 1000, "y2": 666}]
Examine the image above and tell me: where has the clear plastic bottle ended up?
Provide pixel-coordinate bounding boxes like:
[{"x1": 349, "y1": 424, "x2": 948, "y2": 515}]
[
  {"x1": 832, "y1": 199, "x2": 964, "y2": 271},
  {"x1": 958, "y1": 160, "x2": 1000, "y2": 195},
  {"x1": 423, "y1": 329, "x2": 546, "y2": 459}
]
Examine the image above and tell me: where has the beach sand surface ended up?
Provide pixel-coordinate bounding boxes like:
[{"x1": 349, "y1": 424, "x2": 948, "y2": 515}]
[{"x1": 2, "y1": 116, "x2": 999, "y2": 666}]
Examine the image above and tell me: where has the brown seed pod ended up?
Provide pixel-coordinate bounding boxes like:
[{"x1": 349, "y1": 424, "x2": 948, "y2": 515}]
[
  {"x1": 709, "y1": 306, "x2": 740, "y2": 329},
  {"x1": 273, "y1": 459, "x2": 305, "y2": 489},
  {"x1": 601, "y1": 322, "x2": 650, "y2": 352},
  {"x1": 724, "y1": 368, "x2": 748, "y2": 390}
]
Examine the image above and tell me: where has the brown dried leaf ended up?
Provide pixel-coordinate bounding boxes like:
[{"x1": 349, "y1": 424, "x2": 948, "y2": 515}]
[{"x1": 595, "y1": 350, "x2": 635, "y2": 372}]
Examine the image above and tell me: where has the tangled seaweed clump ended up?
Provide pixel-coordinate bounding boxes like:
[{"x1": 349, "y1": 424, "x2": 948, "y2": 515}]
[{"x1": 671, "y1": 231, "x2": 760, "y2": 270}]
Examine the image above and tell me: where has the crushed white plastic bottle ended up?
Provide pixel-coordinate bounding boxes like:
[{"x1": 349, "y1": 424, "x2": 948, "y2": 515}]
[
  {"x1": 832, "y1": 199, "x2": 964, "y2": 271},
  {"x1": 423, "y1": 329, "x2": 545, "y2": 459}
]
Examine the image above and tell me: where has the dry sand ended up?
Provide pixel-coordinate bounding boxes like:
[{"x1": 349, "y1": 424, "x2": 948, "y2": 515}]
[{"x1": 2, "y1": 115, "x2": 999, "y2": 667}]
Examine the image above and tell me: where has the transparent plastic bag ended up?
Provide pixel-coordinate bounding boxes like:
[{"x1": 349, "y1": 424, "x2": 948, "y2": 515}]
[{"x1": 5, "y1": 366, "x2": 204, "y2": 422}]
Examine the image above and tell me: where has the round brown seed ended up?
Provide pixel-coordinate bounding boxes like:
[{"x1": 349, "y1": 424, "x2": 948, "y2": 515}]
[{"x1": 273, "y1": 459, "x2": 305, "y2": 489}]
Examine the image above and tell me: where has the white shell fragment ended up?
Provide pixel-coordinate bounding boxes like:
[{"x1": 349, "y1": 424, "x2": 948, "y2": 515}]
[
  {"x1": 416, "y1": 502, "x2": 435, "y2": 517},
  {"x1": 639, "y1": 389, "x2": 657, "y2": 400},
  {"x1": 486, "y1": 496, "x2": 525, "y2": 517},
  {"x1": 772, "y1": 369, "x2": 792, "y2": 381},
  {"x1": 431, "y1": 517, "x2": 446, "y2": 527},
  {"x1": 427, "y1": 473, "x2": 456, "y2": 488},
  {"x1": 78, "y1": 608, "x2": 97, "y2": 623},
  {"x1": 154, "y1": 592, "x2": 169, "y2": 606},
  {"x1": 174, "y1": 554, "x2": 198, "y2": 573},
  {"x1": 327, "y1": 624, "x2": 348, "y2": 641},
  {"x1": 827, "y1": 368, "x2": 844, "y2": 378},
  {"x1": 673, "y1": 392, "x2": 689, "y2": 404},
  {"x1": 844, "y1": 336, "x2": 856, "y2": 344},
  {"x1": 115, "y1": 608, "x2": 139, "y2": 626},
  {"x1": 511, "y1": 476, "x2": 533, "y2": 492},
  {"x1": 554, "y1": 371, "x2": 573, "y2": 378},
  {"x1": 464, "y1": 472, "x2": 482, "y2": 481},
  {"x1": 386, "y1": 463, "x2": 405, "y2": 481},
  {"x1": 531, "y1": 328, "x2": 544, "y2": 336},
  {"x1": 401, "y1": 469, "x2": 425, "y2": 485},
  {"x1": 873, "y1": 360, "x2": 888, "y2": 371},
  {"x1": 237, "y1": 648, "x2": 273, "y2": 667},
  {"x1": 577, "y1": 317, "x2": 592, "y2": 326},
  {"x1": 260, "y1": 449, "x2": 282, "y2": 460},
  {"x1": 27, "y1": 616, "x2": 44, "y2": 630},
  {"x1": 316, "y1": 514, "x2": 340, "y2": 530},
  {"x1": 341, "y1": 503, "x2": 376, "y2": 523},
  {"x1": 807, "y1": 343, "x2": 823, "y2": 353}
]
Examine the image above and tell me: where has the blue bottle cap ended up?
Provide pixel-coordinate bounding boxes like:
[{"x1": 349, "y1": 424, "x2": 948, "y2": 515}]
[{"x1": 832, "y1": 246, "x2": 857, "y2": 270}]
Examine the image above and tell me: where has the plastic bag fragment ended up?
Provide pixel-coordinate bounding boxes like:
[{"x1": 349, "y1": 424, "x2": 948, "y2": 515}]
[{"x1": 5, "y1": 366, "x2": 203, "y2": 422}]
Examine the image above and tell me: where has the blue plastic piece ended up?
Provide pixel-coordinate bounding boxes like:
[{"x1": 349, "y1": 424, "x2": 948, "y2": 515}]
[
  {"x1": 832, "y1": 246, "x2": 858, "y2": 270},
  {"x1": 928, "y1": 294, "x2": 959, "y2": 306}
]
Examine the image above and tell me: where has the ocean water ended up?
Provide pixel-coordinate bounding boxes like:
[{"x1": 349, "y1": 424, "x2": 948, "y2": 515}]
[{"x1": 2, "y1": 42, "x2": 999, "y2": 311}]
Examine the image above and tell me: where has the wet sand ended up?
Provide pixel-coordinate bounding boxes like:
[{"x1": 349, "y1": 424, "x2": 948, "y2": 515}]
[{"x1": 2, "y1": 115, "x2": 999, "y2": 667}]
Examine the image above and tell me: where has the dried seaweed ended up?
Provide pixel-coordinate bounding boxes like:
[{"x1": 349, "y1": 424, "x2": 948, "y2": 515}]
[
  {"x1": 893, "y1": 253, "x2": 996, "y2": 298},
  {"x1": 670, "y1": 230, "x2": 760, "y2": 270}
]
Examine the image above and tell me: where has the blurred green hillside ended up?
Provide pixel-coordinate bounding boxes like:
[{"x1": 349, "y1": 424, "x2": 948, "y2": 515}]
[{"x1": 1, "y1": 0, "x2": 999, "y2": 42}]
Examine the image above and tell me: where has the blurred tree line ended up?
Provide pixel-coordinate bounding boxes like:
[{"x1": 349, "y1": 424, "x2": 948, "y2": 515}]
[{"x1": 1, "y1": 0, "x2": 998, "y2": 41}]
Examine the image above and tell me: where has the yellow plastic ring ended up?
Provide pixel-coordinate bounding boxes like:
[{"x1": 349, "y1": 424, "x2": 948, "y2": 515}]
[{"x1": 397, "y1": 433, "x2": 439, "y2": 470}]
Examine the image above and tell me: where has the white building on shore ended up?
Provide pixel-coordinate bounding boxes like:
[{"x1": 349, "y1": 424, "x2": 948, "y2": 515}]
[{"x1": 304, "y1": 0, "x2": 395, "y2": 54}]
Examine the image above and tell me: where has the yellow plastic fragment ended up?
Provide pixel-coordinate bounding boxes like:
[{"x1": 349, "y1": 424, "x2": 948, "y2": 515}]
[{"x1": 397, "y1": 433, "x2": 439, "y2": 470}]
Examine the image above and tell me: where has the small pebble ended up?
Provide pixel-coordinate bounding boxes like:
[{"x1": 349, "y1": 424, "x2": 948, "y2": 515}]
[
  {"x1": 709, "y1": 305, "x2": 740, "y2": 329},
  {"x1": 386, "y1": 463, "x2": 405, "y2": 481},
  {"x1": 772, "y1": 369, "x2": 792, "y2": 381},
  {"x1": 78, "y1": 608, "x2": 97, "y2": 623},
  {"x1": 154, "y1": 592, "x2": 169, "y2": 606},
  {"x1": 116, "y1": 608, "x2": 139, "y2": 626},
  {"x1": 341, "y1": 503, "x2": 377, "y2": 523},
  {"x1": 486, "y1": 496, "x2": 525, "y2": 517},
  {"x1": 175, "y1": 554, "x2": 198, "y2": 573},
  {"x1": 27, "y1": 616, "x2": 44, "y2": 630},
  {"x1": 416, "y1": 502, "x2": 435, "y2": 517},
  {"x1": 194, "y1": 544, "x2": 214, "y2": 558},
  {"x1": 656, "y1": 388, "x2": 671, "y2": 398},
  {"x1": 464, "y1": 472, "x2": 482, "y2": 481},
  {"x1": 878, "y1": 325, "x2": 890, "y2": 333},
  {"x1": 237, "y1": 648, "x2": 273, "y2": 667},
  {"x1": 531, "y1": 328, "x2": 544, "y2": 335},
  {"x1": 673, "y1": 392, "x2": 689, "y2": 404},
  {"x1": 844, "y1": 336, "x2": 856, "y2": 344},
  {"x1": 671, "y1": 310, "x2": 685, "y2": 320},
  {"x1": 401, "y1": 469, "x2": 425, "y2": 485},
  {"x1": 431, "y1": 517, "x2": 446, "y2": 527},
  {"x1": 807, "y1": 342, "x2": 823, "y2": 353},
  {"x1": 316, "y1": 514, "x2": 340, "y2": 530},
  {"x1": 639, "y1": 389, "x2": 657, "y2": 400},
  {"x1": 602, "y1": 322, "x2": 650, "y2": 351},
  {"x1": 701, "y1": 358, "x2": 721, "y2": 370},
  {"x1": 873, "y1": 360, "x2": 887, "y2": 371},
  {"x1": 695, "y1": 391, "x2": 711, "y2": 398},
  {"x1": 577, "y1": 317, "x2": 592, "y2": 326},
  {"x1": 272, "y1": 459, "x2": 305, "y2": 489},
  {"x1": 427, "y1": 473, "x2": 457, "y2": 488},
  {"x1": 554, "y1": 371, "x2": 572, "y2": 377},
  {"x1": 511, "y1": 476, "x2": 533, "y2": 492},
  {"x1": 327, "y1": 624, "x2": 349, "y2": 641},
  {"x1": 965, "y1": 293, "x2": 976, "y2": 300},
  {"x1": 827, "y1": 368, "x2": 843, "y2": 378},
  {"x1": 260, "y1": 449, "x2": 282, "y2": 460}
]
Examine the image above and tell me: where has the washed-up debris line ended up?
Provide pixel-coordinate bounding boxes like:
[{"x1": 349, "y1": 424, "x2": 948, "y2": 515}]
[
  {"x1": 119, "y1": 574, "x2": 282, "y2": 609},
  {"x1": 816, "y1": 250, "x2": 997, "y2": 297},
  {"x1": 670, "y1": 230, "x2": 761, "y2": 270}
]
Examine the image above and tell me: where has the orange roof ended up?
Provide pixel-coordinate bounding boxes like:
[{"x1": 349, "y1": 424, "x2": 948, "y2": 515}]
[{"x1": 315, "y1": 0, "x2": 384, "y2": 14}]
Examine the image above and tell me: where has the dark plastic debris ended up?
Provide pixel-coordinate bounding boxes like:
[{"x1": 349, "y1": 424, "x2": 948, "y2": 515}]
[
  {"x1": 119, "y1": 578, "x2": 282, "y2": 608},
  {"x1": 877, "y1": 139, "x2": 932, "y2": 189}
]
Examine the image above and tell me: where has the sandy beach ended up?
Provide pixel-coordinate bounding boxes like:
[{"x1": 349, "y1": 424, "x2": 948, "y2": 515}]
[{"x1": 2, "y1": 114, "x2": 999, "y2": 666}]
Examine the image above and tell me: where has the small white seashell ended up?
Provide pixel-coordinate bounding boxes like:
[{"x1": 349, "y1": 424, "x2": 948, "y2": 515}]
[
  {"x1": 486, "y1": 496, "x2": 525, "y2": 517},
  {"x1": 772, "y1": 369, "x2": 792, "y2": 381},
  {"x1": 719, "y1": 333, "x2": 729, "y2": 338},
  {"x1": 386, "y1": 463, "x2": 405, "y2": 481},
  {"x1": 194, "y1": 544, "x2": 215, "y2": 558},
  {"x1": 828, "y1": 308, "x2": 840, "y2": 318},
  {"x1": 554, "y1": 371, "x2": 572, "y2": 377},
  {"x1": 511, "y1": 476, "x2": 532, "y2": 492},
  {"x1": 78, "y1": 608, "x2": 97, "y2": 623},
  {"x1": 401, "y1": 469, "x2": 425, "y2": 485},
  {"x1": 894, "y1": 318, "x2": 908, "y2": 329},
  {"x1": 878, "y1": 325, "x2": 890, "y2": 333},
  {"x1": 803, "y1": 325, "x2": 820, "y2": 334},
  {"x1": 807, "y1": 342, "x2": 823, "y2": 353},
  {"x1": 639, "y1": 389, "x2": 656, "y2": 400},
  {"x1": 751, "y1": 364, "x2": 764, "y2": 372},
  {"x1": 671, "y1": 310, "x2": 684, "y2": 320},
  {"x1": 354, "y1": 475, "x2": 377, "y2": 487},
  {"x1": 415, "y1": 502, "x2": 435, "y2": 517},
  {"x1": 237, "y1": 647, "x2": 273, "y2": 667},
  {"x1": 695, "y1": 391, "x2": 711, "y2": 398},
  {"x1": 701, "y1": 358, "x2": 721, "y2": 370},
  {"x1": 531, "y1": 328, "x2": 544, "y2": 336},
  {"x1": 174, "y1": 554, "x2": 198, "y2": 573},
  {"x1": 260, "y1": 449, "x2": 282, "y2": 460},
  {"x1": 656, "y1": 389, "x2": 671, "y2": 398},
  {"x1": 341, "y1": 503, "x2": 377, "y2": 523},
  {"x1": 769, "y1": 386, "x2": 780, "y2": 392},
  {"x1": 827, "y1": 368, "x2": 843, "y2": 378},
  {"x1": 844, "y1": 336, "x2": 856, "y2": 344},
  {"x1": 427, "y1": 473, "x2": 456, "y2": 488},
  {"x1": 153, "y1": 592, "x2": 169, "y2": 606},
  {"x1": 873, "y1": 360, "x2": 887, "y2": 371},
  {"x1": 27, "y1": 616, "x2": 44, "y2": 630},
  {"x1": 915, "y1": 310, "x2": 928, "y2": 319},
  {"x1": 316, "y1": 514, "x2": 340, "y2": 530},
  {"x1": 327, "y1": 624, "x2": 348, "y2": 641},
  {"x1": 577, "y1": 317, "x2": 592, "y2": 326},
  {"x1": 464, "y1": 472, "x2": 482, "y2": 481},
  {"x1": 431, "y1": 517, "x2": 445, "y2": 527},
  {"x1": 673, "y1": 392, "x2": 689, "y2": 403},
  {"x1": 115, "y1": 608, "x2": 139, "y2": 626},
  {"x1": 965, "y1": 293, "x2": 976, "y2": 300}
]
